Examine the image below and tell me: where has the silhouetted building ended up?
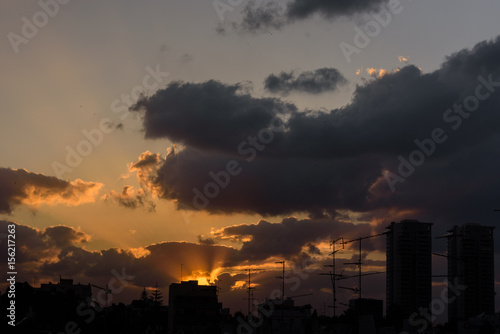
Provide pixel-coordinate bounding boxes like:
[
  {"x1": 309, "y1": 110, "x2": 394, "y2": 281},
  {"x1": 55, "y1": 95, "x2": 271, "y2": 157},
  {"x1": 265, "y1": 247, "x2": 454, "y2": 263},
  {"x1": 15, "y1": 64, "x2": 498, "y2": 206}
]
[
  {"x1": 386, "y1": 220, "x2": 433, "y2": 330},
  {"x1": 255, "y1": 297, "x2": 318, "y2": 334},
  {"x1": 168, "y1": 280, "x2": 221, "y2": 334},
  {"x1": 37, "y1": 277, "x2": 92, "y2": 302},
  {"x1": 344, "y1": 298, "x2": 384, "y2": 334},
  {"x1": 447, "y1": 223, "x2": 495, "y2": 325},
  {"x1": 349, "y1": 298, "x2": 383, "y2": 325}
]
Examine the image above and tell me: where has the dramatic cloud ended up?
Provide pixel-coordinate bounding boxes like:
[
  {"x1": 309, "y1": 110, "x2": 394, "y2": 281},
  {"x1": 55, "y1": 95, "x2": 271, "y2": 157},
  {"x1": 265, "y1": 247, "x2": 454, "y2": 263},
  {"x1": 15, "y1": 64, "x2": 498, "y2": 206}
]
[
  {"x1": 216, "y1": 217, "x2": 379, "y2": 264},
  {"x1": 0, "y1": 221, "x2": 90, "y2": 274},
  {"x1": 131, "y1": 80, "x2": 294, "y2": 152},
  {"x1": 0, "y1": 221, "x2": 237, "y2": 289},
  {"x1": 264, "y1": 68, "x2": 347, "y2": 95},
  {"x1": 147, "y1": 147, "x2": 382, "y2": 216},
  {"x1": 0, "y1": 168, "x2": 103, "y2": 214},
  {"x1": 0, "y1": 216, "x2": 384, "y2": 286},
  {"x1": 222, "y1": 0, "x2": 390, "y2": 33},
  {"x1": 0, "y1": 221, "x2": 389, "y2": 313},
  {"x1": 132, "y1": 36, "x2": 500, "y2": 224}
]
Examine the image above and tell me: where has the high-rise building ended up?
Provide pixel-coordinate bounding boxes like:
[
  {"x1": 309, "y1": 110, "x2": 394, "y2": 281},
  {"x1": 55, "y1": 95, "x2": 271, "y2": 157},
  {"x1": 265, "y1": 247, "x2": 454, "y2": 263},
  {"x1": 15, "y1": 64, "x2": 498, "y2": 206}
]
[
  {"x1": 447, "y1": 223, "x2": 495, "y2": 324},
  {"x1": 386, "y1": 219, "x2": 433, "y2": 329},
  {"x1": 168, "y1": 280, "x2": 221, "y2": 334}
]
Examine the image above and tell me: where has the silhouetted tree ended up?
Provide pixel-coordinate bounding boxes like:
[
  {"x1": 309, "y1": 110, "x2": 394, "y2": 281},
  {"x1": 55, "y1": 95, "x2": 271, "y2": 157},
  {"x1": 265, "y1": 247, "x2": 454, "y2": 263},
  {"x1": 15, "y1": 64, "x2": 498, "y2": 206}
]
[
  {"x1": 151, "y1": 282, "x2": 163, "y2": 306},
  {"x1": 140, "y1": 287, "x2": 149, "y2": 302}
]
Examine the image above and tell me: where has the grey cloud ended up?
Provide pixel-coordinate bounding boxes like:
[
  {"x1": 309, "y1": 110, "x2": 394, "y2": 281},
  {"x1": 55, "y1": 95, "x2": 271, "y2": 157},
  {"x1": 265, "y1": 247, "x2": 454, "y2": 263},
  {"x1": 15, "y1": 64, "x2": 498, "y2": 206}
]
[
  {"x1": 131, "y1": 80, "x2": 295, "y2": 152},
  {"x1": 151, "y1": 147, "x2": 382, "y2": 216},
  {"x1": 287, "y1": 0, "x2": 389, "y2": 19},
  {"x1": 264, "y1": 68, "x2": 347, "y2": 95},
  {"x1": 237, "y1": 2, "x2": 288, "y2": 33},
  {"x1": 227, "y1": 0, "x2": 389, "y2": 33}
]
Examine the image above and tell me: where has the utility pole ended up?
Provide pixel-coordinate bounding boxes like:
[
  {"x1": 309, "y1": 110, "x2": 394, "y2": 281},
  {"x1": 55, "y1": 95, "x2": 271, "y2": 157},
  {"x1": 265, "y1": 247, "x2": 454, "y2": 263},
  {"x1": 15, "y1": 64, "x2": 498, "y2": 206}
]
[
  {"x1": 275, "y1": 261, "x2": 285, "y2": 333},
  {"x1": 319, "y1": 237, "x2": 344, "y2": 334},
  {"x1": 243, "y1": 268, "x2": 265, "y2": 317},
  {"x1": 319, "y1": 237, "x2": 344, "y2": 317}
]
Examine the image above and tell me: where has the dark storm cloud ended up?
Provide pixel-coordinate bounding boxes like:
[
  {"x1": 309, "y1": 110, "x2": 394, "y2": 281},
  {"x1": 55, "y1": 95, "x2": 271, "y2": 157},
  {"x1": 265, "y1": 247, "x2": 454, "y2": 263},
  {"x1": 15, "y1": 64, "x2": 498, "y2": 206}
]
[
  {"x1": 225, "y1": 0, "x2": 389, "y2": 33},
  {"x1": 132, "y1": 37, "x2": 500, "y2": 224},
  {"x1": 130, "y1": 80, "x2": 295, "y2": 152},
  {"x1": 0, "y1": 221, "x2": 91, "y2": 278},
  {"x1": 133, "y1": 38, "x2": 500, "y2": 159},
  {"x1": 0, "y1": 167, "x2": 102, "y2": 214},
  {"x1": 149, "y1": 147, "x2": 382, "y2": 216},
  {"x1": 264, "y1": 68, "x2": 347, "y2": 95}
]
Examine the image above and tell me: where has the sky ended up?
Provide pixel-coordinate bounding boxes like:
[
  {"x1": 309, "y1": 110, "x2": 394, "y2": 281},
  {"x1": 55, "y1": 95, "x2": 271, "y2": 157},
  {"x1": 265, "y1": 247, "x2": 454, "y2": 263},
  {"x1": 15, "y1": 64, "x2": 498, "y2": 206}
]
[{"x1": 1, "y1": 0, "x2": 500, "y2": 323}]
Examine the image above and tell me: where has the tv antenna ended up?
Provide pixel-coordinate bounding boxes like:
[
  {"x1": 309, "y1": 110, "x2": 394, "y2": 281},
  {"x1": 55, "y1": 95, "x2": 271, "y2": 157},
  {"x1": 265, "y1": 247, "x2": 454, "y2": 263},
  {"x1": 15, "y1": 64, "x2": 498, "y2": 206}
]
[{"x1": 341, "y1": 232, "x2": 386, "y2": 299}]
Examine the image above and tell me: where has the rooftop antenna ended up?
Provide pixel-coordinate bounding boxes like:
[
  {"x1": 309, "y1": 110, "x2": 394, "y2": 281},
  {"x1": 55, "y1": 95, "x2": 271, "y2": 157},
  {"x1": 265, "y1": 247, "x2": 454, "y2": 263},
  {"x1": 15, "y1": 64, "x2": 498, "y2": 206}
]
[
  {"x1": 342, "y1": 232, "x2": 386, "y2": 299},
  {"x1": 243, "y1": 268, "x2": 265, "y2": 317},
  {"x1": 180, "y1": 263, "x2": 183, "y2": 283},
  {"x1": 275, "y1": 261, "x2": 286, "y2": 301},
  {"x1": 318, "y1": 237, "x2": 344, "y2": 318},
  {"x1": 92, "y1": 284, "x2": 111, "y2": 306},
  {"x1": 275, "y1": 260, "x2": 286, "y2": 333}
]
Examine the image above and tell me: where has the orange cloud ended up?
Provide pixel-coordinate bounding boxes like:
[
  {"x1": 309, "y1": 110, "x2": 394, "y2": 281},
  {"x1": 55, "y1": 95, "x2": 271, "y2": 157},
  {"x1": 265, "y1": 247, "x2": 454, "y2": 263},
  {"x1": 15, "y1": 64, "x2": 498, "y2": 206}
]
[{"x1": 0, "y1": 168, "x2": 102, "y2": 213}]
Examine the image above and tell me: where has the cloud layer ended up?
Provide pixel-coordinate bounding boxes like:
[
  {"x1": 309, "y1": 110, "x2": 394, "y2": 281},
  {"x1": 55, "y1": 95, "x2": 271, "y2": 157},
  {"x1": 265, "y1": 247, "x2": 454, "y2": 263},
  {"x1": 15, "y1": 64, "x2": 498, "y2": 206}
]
[
  {"x1": 216, "y1": 216, "x2": 379, "y2": 264},
  {"x1": 0, "y1": 220, "x2": 387, "y2": 312},
  {"x1": 130, "y1": 36, "x2": 500, "y2": 224},
  {"x1": 1, "y1": 218, "x2": 377, "y2": 290},
  {"x1": 0, "y1": 221, "x2": 237, "y2": 289}
]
